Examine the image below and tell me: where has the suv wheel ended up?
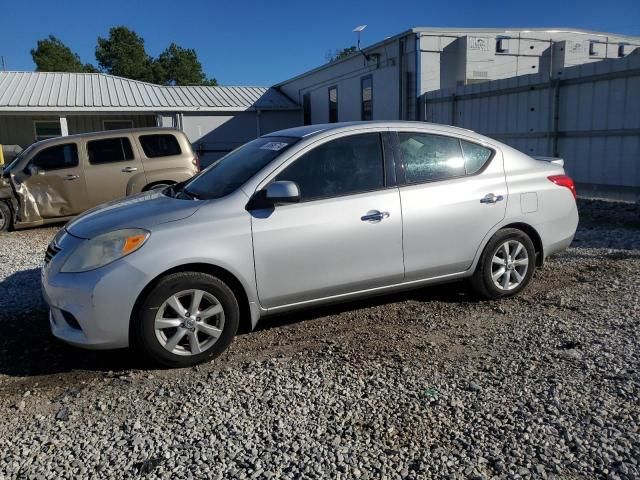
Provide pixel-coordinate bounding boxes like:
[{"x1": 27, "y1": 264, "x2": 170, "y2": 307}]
[
  {"x1": 471, "y1": 228, "x2": 536, "y2": 299},
  {"x1": 133, "y1": 272, "x2": 239, "y2": 367},
  {"x1": 0, "y1": 201, "x2": 12, "y2": 232}
]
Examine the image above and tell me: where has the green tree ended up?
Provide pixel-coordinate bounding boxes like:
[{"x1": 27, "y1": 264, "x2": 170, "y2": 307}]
[
  {"x1": 95, "y1": 26, "x2": 155, "y2": 81},
  {"x1": 31, "y1": 35, "x2": 95, "y2": 72},
  {"x1": 155, "y1": 43, "x2": 217, "y2": 86},
  {"x1": 326, "y1": 46, "x2": 358, "y2": 62}
]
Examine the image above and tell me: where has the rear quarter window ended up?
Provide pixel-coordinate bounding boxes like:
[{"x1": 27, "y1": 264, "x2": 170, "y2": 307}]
[
  {"x1": 139, "y1": 134, "x2": 182, "y2": 158},
  {"x1": 460, "y1": 140, "x2": 494, "y2": 174}
]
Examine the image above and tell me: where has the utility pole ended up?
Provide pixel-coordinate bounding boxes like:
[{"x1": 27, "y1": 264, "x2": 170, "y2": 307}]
[{"x1": 0, "y1": 56, "x2": 6, "y2": 71}]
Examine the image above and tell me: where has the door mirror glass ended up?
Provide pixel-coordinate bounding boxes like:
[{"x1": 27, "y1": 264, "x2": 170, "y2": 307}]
[
  {"x1": 266, "y1": 181, "x2": 300, "y2": 204},
  {"x1": 26, "y1": 164, "x2": 44, "y2": 176}
]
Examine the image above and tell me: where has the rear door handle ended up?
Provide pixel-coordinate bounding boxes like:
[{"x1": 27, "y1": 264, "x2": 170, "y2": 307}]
[
  {"x1": 361, "y1": 210, "x2": 390, "y2": 222},
  {"x1": 122, "y1": 166, "x2": 138, "y2": 173},
  {"x1": 64, "y1": 174, "x2": 80, "y2": 181},
  {"x1": 480, "y1": 193, "x2": 504, "y2": 204}
]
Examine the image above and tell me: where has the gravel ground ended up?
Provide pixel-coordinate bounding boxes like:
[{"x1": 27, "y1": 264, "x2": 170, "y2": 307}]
[{"x1": 0, "y1": 199, "x2": 638, "y2": 479}]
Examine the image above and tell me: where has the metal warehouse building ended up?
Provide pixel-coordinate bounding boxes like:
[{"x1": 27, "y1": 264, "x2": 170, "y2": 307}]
[
  {"x1": 278, "y1": 27, "x2": 639, "y2": 124},
  {"x1": 0, "y1": 71, "x2": 300, "y2": 166}
]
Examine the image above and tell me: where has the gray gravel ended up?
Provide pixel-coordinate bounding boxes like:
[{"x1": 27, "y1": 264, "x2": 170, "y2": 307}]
[{"x1": 0, "y1": 199, "x2": 638, "y2": 479}]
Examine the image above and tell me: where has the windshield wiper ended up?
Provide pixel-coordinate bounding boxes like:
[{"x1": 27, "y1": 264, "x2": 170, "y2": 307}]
[{"x1": 179, "y1": 187, "x2": 200, "y2": 200}]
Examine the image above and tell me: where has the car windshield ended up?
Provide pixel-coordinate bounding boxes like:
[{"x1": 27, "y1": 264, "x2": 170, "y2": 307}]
[{"x1": 180, "y1": 136, "x2": 299, "y2": 200}]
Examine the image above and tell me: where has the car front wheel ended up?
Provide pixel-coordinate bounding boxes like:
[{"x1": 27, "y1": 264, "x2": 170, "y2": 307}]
[
  {"x1": 471, "y1": 228, "x2": 536, "y2": 299},
  {"x1": 132, "y1": 272, "x2": 239, "y2": 367},
  {"x1": 0, "y1": 201, "x2": 12, "y2": 232}
]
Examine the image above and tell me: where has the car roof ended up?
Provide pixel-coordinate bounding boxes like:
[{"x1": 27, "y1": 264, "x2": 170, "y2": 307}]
[
  {"x1": 265, "y1": 121, "x2": 477, "y2": 139},
  {"x1": 30, "y1": 127, "x2": 183, "y2": 147}
]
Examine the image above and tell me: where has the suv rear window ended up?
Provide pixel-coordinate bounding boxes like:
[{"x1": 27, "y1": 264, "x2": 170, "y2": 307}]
[
  {"x1": 139, "y1": 134, "x2": 182, "y2": 158},
  {"x1": 31, "y1": 143, "x2": 79, "y2": 171},
  {"x1": 87, "y1": 137, "x2": 134, "y2": 164}
]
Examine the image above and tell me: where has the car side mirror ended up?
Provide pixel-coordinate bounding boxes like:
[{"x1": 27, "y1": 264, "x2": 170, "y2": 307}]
[
  {"x1": 26, "y1": 165, "x2": 44, "y2": 176},
  {"x1": 266, "y1": 181, "x2": 300, "y2": 205}
]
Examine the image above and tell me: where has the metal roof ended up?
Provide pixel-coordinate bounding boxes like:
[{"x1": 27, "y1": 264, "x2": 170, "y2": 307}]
[{"x1": 0, "y1": 71, "x2": 298, "y2": 112}]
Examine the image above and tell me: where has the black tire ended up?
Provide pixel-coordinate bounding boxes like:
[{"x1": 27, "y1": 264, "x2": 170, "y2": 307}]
[
  {"x1": 132, "y1": 272, "x2": 239, "y2": 368},
  {"x1": 471, "y1": 228, "x2": 536, "y2": 299},
  {"x1": 0, "y1": 201, "x2": 12, "y2": 232}
]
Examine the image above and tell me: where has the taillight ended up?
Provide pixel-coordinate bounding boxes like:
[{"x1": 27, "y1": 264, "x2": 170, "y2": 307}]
[
  {"x1": 192, "y1": 153, "x2": 200, "y2": 171},
  {"x1": 548, "y1": 175, "x2": 576, "y2": 199}
]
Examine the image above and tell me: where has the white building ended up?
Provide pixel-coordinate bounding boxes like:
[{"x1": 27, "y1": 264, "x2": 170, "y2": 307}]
[{"x1": 277, "y1": 27, "x2": 640, "y2": 124}]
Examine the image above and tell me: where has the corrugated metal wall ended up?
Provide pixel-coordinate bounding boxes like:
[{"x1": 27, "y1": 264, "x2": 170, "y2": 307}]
[
  {"x1": 67, "y1": 115, "x2": 156, "y2": 134},
  {"x1": 424, "y1": 50, "x2": 640, "y2": 199},
  {"x1": 0, "y1": 114, "x2": 156, "y2": 148}
]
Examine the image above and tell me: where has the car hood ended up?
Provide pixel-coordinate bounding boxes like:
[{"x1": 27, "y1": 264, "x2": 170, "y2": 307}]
[{"x1": 65, "y1": 191, "x2": 202, "y2": 239}]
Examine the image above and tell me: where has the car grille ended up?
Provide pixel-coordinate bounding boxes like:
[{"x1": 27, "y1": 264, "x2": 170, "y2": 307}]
[{"x1": 44, "y1": 243, "x2": 61, "y2": 264}]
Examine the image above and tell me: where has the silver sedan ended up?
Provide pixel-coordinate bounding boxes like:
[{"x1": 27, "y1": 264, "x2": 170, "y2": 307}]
[{"x1": 42, "y1": 121, "x2": 578, "y2": 367}]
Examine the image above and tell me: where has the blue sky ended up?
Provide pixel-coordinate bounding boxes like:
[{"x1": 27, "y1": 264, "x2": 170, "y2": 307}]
[{"x1": 1, "y1": 0, "x2": 638, "y2": 86}]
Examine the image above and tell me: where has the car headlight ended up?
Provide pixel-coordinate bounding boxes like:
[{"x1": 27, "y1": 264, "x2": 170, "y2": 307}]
[{"x1": 61, "y1": 228, "x2": 150, "y2": 273}]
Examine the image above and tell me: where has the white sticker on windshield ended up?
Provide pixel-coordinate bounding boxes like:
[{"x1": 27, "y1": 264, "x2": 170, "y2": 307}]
[{"x1": 260, "y1": 142, "x2": 289, "y2": 151}]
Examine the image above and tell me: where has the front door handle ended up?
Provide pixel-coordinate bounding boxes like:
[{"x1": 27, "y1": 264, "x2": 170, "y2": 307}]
[
  {"x1": 361, "y1": 210, "x2": 390, "y2": 222},
  {"x1": 480, "y1": 193, "x2": 504, "y2": 204},
  {"x1": 122, "y1": 166, "x2": 138, "y2": 173},
  {"x1": 64, "y1": 174, "x2": 80, "y2": 181}
]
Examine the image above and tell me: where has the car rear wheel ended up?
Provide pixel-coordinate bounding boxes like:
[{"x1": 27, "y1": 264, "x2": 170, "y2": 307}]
[
  {"x1": 471, "y1": 228, "x2": 536, "y2": 299},
  {"x1": 133, "y1": 272, "x2": 239, "y2": 367},
  {"x1": 0, "y1": 201, "x2": 12, "y2": 232}
]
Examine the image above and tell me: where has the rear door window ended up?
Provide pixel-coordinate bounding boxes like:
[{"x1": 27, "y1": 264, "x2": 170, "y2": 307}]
[
  {"x1": 397, "y1": 133, "x2": 465, "y2": 183},
  {"x1": 31, "y1": 144, "x2": 79, "y2": 170},
  {"x1": 87, "y1": 137, "x2": 134, "y2": 164},
  {"x1": 139, "y1": 134, "x2": 182, "y2": 158},
  {"x1": 275, "y1": 133, "x2": 384, "y2": 201}
]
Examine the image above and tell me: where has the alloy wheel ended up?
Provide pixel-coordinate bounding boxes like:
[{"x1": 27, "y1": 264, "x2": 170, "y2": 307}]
[
  {"x1": 154, "y1": 289, "x2": 225, "y2": 356},
  {"x1": 491, "y1": 240, "x2": 529, "y2": 291}
]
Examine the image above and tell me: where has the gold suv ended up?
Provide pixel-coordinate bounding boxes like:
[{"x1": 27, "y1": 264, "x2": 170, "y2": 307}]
[{"x1": 0, "y1": 128, "x2": 199, "y2": 230}]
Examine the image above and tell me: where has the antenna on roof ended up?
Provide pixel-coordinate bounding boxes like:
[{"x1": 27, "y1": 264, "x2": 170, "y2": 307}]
[
  {"x1": 353, "y1": 25, "x2": 367, "y2": 51},
  {"x1": 353, "y1": 25, "x2": 378, "y2": 65}
]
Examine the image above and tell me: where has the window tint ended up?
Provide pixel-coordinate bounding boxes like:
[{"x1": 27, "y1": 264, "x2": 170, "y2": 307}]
[
  {"x1": 398, "y1": 133, "x2": 465, "y2": 183},
  {"x1": 276, "y1": 133, "x2": 384, "y2": 201},
  {"x1": 328, "y1": 86, "x2": 338, "y2": 123},
  {"x1": 460, "y1": 140, "x2": 493, "y2": 174},
  {"x1": 87, "y1": 137, "x2": 134, "y2": 164},
  {"x1": 361, "y1": 76, "x2": 373, "y2": 121},
  {"x1": 31, "y1": 144, "x2": 78, "y2": 170},
  {"x1": 139, "y1": 134, "x2": 182, "y2": 158},
  {"x1": 185, "y1": 136, "x2": 299, "y2": 200}
]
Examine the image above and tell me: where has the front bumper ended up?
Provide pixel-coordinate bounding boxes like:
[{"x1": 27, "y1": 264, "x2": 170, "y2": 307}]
[{"x1": 42, "y1": 251, "x2": 149, "y2": 350}]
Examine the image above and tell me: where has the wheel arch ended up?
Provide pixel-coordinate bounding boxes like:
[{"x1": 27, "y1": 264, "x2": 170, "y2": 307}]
[
  {"x1": 500, "y1": 222, "x2": 544, "y2": 266},
  {"x1": 130, "y1": 262, "x2": 253, "y2": 344}
]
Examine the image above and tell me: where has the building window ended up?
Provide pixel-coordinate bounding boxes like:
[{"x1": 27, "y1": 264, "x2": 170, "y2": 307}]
[
  {"x1": 361, "y1": 76, "x2": 373, "y2": 121},
  {"x1": 103, "y1": 119, "x2": 134, "y2": 131},
  {"x1": 495, "y1": 37, "x2": 510, "y2": 53},
  {"x1": 589, "y1": 41, "x2": 602, "y2": 56},
  {"x1": 303, "y1": 92, "x2": 311, "y2": 125},
  {"x1": 328, "y1": 86, "x2": 338, "y2": 123},
  {"x1": 34, "y1": 121, "x2": 62, "y2": 141}
]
